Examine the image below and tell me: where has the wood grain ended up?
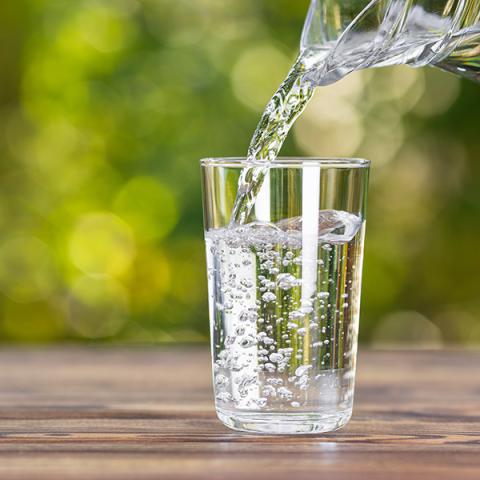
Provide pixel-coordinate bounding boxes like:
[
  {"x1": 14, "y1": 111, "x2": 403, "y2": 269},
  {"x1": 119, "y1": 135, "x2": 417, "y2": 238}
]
[{"x1": 0, "y1": 348, "x2": 478, "y2": 480}]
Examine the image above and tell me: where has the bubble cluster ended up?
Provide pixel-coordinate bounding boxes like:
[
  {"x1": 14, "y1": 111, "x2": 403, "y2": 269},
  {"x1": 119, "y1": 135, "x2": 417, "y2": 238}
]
[{"x1": 205, "y1": 216, "x2": 363, "y2": 412}]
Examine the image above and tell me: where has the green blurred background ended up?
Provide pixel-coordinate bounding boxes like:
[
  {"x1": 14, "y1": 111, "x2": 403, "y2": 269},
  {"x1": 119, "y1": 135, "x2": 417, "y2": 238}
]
[{"x1": 0, "y1": 0, "x2": 478, "y2": 346}]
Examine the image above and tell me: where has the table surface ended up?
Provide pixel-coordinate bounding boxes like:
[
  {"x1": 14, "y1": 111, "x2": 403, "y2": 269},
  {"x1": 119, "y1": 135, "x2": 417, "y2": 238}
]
[{"x1": 0, "y1": 348, "x2": 478, "y2": 480}]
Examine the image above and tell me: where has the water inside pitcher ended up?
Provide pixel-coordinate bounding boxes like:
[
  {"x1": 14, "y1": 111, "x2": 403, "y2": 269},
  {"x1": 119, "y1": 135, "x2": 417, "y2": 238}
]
[{"x1": 301, "y1": 0, "x2": 480, "y2": 83}]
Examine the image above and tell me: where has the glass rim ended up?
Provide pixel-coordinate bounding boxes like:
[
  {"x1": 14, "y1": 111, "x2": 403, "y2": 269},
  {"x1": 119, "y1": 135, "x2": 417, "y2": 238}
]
[{"x1": 200, "y1": 157, "x2": 370, "y2": 168}]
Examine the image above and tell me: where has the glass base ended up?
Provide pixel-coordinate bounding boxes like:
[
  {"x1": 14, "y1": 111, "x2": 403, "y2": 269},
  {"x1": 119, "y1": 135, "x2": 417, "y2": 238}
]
[{"x1": 216, "y1": 407, "x2": 352, "y2": 435}]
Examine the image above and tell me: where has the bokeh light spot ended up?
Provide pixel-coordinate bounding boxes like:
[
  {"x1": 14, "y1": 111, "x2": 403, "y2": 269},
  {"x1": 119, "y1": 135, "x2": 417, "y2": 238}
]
[
  {"x1": 62, "y1": 1, "x2": 133, "y2": 53},
  {"x1": 369, "y1": 66, "x2": 424, "y2": 106},
  {"x1": 79, "y1": 5, "x2": 135, "y2": 54},
  {"x1": 413, "y1": 68, "x2": 460, "y2": 117},
  {"x1": 435, "y1": 310, "x2": 480, "y2": 344},
  {"x1": 231, "y1": 44, "x2": 292, "y2": 111},
  {"x1": 68, "y1": 212, "x2": 135, "y2": 277},
  {"x1": 360, "y1": 107, "x2": 404, "y2": 166},
  {"x1": 114, "y1": 176, "x2": 179, "y2": 242},
  {"x1": 324, "y1": 70, "x2": 365, "y2": 101},
  {"x1": 294, "y1": 90, "x2": 363, "y2": 157}
]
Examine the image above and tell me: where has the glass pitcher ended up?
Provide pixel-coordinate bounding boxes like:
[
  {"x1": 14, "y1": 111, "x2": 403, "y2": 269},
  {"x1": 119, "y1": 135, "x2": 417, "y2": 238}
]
[{"x1": 301, "y1": 0, "x2": 480, "y2": 84}]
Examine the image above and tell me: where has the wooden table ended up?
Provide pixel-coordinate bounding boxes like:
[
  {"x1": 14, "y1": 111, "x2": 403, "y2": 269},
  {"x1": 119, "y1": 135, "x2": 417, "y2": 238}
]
[{"x1": 0, "y1": 348, "x2": 478, "y2": 479}]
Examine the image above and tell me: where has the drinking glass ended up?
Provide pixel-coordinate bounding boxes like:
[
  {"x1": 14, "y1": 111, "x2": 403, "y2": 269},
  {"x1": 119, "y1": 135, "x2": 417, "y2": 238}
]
[{"x1": 201, "y1": 157, "x2": 370, "y2": 434}]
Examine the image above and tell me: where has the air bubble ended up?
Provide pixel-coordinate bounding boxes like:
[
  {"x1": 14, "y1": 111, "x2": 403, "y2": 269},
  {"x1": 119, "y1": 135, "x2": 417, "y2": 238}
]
[
  {"x1": 255, "y1": 397, "x2": 267, "y2": 408},
  {"x1": 235, "y1": 326, "x2": 245, "y2": 336},
  {"x1": 264, "y1": 362, "x2": 276, "y2": 372},
  {"x1": 240, "y1": 279, "x2": 253, "y2": 289},
  {"x1": 262, "y1": 292, "x2": 276, "y2": 303},
  {"x1": 276, "y1": 273, "x2": 299, "y2": 290},
  {"x1": 240, "y1": 336, "x2": 256, "y2": 348},
  {"x1": 277, "y1": 387, "x2": 293, "y2": 400},
  {"x1": 269, "y1": 352, "x2": 284, "y2": 363},
  {"x1": 215, "y1": 374, "x2": 229, "y2": 388},
  {"x1": 263, "y1": 385, "x2": 276, "y2": 397},
  {"x1": 289, "y1": 310, "x2": 304, "y2": 320},
  {"x1": 215, "y1": 391, "x2": 232, "y2": 402},
  {"x1": 295, "y1": 365, "x2": 312, "y2": 377}
]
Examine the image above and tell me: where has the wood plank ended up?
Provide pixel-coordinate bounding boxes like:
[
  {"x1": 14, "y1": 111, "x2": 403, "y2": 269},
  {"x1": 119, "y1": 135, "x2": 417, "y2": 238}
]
[{"x1": 0, "y1": 348, "x2": 478, "y2": 479}]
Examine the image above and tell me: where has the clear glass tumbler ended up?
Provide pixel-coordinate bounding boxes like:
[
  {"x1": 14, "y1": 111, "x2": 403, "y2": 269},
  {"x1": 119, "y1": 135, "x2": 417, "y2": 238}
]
[{"x1": 201, "y1": 157, "x2": 370, "y2": 434}]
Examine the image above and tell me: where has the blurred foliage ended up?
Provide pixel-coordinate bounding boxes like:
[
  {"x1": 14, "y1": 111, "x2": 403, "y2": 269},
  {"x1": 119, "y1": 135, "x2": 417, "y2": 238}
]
[{"x1": 0, "y1": 0, "x2": 478, "y2": 345}]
